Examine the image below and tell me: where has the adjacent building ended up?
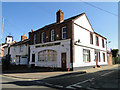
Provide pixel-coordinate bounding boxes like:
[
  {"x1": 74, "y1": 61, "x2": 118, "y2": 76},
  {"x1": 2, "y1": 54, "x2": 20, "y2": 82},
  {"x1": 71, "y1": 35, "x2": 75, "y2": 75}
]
[
  {"x1": 4, "y1": 35, "x2": 29, "y2": 65},
  {"x1": 0, "y1": 43, "x2": 7, "y2": 58},
  {"x1": 107, "y1": 50, "x2": 113, "y2": 65},
  {"x1": 29, "y1": 10, "x2": 107, "y2": 70}
]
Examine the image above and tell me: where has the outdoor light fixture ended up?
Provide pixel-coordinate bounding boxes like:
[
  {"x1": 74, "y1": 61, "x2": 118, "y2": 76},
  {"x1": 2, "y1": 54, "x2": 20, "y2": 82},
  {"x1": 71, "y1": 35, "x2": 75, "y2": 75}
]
[
  {"x1": 75, "y1": 39, "x2": 81, "y2": 44},
  {"x1": 56, "y1": 34, "x2": 59, "y2": 37}
]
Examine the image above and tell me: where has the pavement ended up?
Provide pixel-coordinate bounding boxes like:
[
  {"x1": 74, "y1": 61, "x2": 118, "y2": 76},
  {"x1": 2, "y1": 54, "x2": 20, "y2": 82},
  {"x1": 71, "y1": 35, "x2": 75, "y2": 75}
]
[{"x1": 2, "y1": 64, "x2": 119, "y2": 80}]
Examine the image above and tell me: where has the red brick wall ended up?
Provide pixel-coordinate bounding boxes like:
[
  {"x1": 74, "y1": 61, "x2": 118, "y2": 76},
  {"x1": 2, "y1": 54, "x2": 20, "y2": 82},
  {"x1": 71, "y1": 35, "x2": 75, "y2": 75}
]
[
  {"x1": 107, "y1": 53, "x2": 113, "y2": 65},
  {"x1": 29, "y1": 21, "x2": 72, "y2": 45}
]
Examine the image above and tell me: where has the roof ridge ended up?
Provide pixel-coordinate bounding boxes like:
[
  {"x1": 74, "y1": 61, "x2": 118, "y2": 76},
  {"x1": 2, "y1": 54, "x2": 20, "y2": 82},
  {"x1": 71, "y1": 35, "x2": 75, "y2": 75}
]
[{"x1": 32, "y1": 12, "x2": 85, "y2": 32}]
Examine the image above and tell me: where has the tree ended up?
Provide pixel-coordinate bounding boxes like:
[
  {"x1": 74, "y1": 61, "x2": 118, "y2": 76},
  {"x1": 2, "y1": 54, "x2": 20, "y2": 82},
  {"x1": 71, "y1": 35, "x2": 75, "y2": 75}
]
[{"x1": 111, "y1": 49, "x2": 119, "y2": 57}]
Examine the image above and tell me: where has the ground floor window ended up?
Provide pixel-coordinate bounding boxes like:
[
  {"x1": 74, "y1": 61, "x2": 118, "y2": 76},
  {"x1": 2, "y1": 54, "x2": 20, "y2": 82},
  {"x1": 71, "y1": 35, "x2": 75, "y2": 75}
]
[
  {"x1": 38, "y1": 50, "x2": 57, "y2": 61},
  {"x1": 103, "y1": 53, "x2": 105, "y2": 62},
  {"x1": 83, "y1": 49, "x2": 90, "y2": 62}
]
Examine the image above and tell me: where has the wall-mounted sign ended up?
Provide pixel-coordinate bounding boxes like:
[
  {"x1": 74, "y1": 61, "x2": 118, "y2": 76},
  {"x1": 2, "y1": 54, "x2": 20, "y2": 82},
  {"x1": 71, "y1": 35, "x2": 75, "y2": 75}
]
[{"x1": 36, "y1": 42, "x2": 61, "y2": 48}]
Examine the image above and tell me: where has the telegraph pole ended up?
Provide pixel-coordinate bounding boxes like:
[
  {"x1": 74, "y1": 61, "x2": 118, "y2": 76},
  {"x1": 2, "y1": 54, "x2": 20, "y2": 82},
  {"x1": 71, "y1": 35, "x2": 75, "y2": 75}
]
[{"x1": 0, "y1": 17, "x2": 4, "y2": 54}]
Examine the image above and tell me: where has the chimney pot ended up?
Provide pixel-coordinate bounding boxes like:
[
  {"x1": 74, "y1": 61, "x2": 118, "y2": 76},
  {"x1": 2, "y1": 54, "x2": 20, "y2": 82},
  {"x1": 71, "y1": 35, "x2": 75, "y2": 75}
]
[
  {"x1": 31, "y1": 29, "x2": 34, "y2": 32},
  {"x1": 21, "y1": 35, "x2": 27, "y2": 41},
  {"x1": 56, "y1": 9, "x2": 64, "y2": 23}
]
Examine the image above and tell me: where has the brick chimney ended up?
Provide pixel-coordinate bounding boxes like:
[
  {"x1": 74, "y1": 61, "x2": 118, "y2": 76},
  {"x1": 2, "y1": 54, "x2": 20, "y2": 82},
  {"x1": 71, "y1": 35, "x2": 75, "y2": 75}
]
[
  {"x1": 56, "y1": 9, "x2": 64, "y2": 23},
  {"x1": 21, "y1": 34, "x2": 27, "y2": 41}
]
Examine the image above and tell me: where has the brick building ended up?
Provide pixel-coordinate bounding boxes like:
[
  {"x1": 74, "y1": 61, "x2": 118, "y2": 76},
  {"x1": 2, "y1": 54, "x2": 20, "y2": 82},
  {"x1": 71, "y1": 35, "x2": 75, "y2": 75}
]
[{"x1": 29, "y1": 10, "x2": 107, "y2": 70}]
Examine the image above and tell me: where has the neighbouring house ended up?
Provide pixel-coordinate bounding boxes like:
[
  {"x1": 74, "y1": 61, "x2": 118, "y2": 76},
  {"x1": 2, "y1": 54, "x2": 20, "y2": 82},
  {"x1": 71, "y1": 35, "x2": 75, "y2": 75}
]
[
  {"x1": 1, "y1": 36, "x2": 14, "y2": 58},
  {"x1": 4, "y1": 35, "x2": 29, "y2": 65},
  {"x1": 29, "y1": 10, "x2": 107, "y2": 70},
  {"x1": 107, "y1": 50, "x2": 112, "y2": 65},
  {"x1": 0, "y1": 43, "x2": 7, "y2": 58}
]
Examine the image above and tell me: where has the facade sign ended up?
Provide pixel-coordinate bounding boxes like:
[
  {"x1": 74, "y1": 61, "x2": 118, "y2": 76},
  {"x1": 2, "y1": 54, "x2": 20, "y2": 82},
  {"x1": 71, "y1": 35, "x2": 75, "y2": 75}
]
[{"x1": 36, "y1": 42, "x2": 61, "y2": 48}]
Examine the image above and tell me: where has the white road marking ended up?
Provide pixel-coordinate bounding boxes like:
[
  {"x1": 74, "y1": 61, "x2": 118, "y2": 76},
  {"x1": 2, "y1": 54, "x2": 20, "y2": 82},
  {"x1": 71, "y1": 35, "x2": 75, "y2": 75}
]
[
  {"x1": 66, "y1": 86, "x2": 76, "y2": 89},
  {"x1": 101, "y1": 71, "x2": 114, "y2": 77},
  {"x1": 89, "y1": 78, "x2": 95, "y2": 81},
  {"x1": 76, "y1": 79, "x2": 89, "y2": 84},
  {"x1": 72, "y1": 84, "x2": 82, "y2": 88},
  {"x1": 35, "y1": 81, "x2": 43, "y2": 84},
  {"x1": 66, "y1": 77, "x2": 95, "y2": 89},
  {"x1": 54, "y1": 85, "x2": 63, "y2": 88},
  {"x1": 45, "y1": 82, "x2": 53, "y2": 86}
]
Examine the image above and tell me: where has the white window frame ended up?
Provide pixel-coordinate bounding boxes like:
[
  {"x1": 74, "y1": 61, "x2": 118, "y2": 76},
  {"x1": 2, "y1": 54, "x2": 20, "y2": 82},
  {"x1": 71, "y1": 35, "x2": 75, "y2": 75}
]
[
  {"x1": 38, "y1": 50, "x2": 57, "y2": 61},
  {"x1": 14, "y1": 47, "x2": 16, "y2": 52},
  {"x1": 62, "y1": 26, "x2": 67, "y2": 39},
  {"x1": 102, "y1": 39, "x2": 105, "y2": 48},
  {"x1": 20, "y1": 45, "x2": 23, "y2": 52},
  {"x1": 83, "y1": 49, "x2": 90, "y2": 62},
  {"x1": 41, "y1": 32, "x2": 45, "y2": 43},
  {"x1": 34, "y1": 34, "x2": 37, "y2": 44},
  {"x1": 96, "y1": 35, "x2": 99, "y2": 46},
  {"x1": 51, "y1": 30, "x2": 55, "y2": 41}
]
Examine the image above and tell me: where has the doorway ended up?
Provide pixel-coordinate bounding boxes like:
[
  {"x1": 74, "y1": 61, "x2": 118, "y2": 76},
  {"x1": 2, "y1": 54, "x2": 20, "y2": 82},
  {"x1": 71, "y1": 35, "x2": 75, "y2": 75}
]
[
  {"x1": 61, "y1": 53, "x2": 66, "y2": 71},
  {"x1": 32, "y1": 54, "x2": 35, "y2": 62}
]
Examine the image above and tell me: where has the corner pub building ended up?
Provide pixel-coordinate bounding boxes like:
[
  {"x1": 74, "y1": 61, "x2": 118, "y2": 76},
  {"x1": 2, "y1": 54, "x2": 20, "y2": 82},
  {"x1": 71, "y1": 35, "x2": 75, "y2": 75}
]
[{"x1": 29, "y1": 10, "x2": 107, "y2": 71}]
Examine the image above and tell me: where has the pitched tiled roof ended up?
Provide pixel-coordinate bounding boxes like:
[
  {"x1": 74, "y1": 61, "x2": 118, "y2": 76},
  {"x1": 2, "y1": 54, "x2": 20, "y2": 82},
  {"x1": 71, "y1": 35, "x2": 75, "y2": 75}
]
[
  {"x1": 11, "y1": 39, "x2": 29, "y2": 46},
  {"x1": 34, "y1": 13, "x2": 85, "y2": 32},
  {"x1": 33, "y1": 12, "x2": 106, "y2": 40}
]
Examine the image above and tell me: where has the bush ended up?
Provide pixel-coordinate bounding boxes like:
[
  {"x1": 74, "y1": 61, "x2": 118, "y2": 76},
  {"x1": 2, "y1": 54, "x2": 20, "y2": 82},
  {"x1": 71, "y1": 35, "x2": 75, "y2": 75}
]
[{"x1": 2, "y1": 55, "x2": 12, "y2": 70}]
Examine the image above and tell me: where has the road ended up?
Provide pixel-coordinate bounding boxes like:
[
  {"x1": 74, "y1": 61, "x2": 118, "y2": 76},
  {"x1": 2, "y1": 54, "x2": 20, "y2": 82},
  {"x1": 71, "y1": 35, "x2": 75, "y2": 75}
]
[
  {"x1": 1, "y1": 67, "x2": 120, "y2": 90},
  {"x1": 2, "y1": 75, "x2": 56, "y2": 89}
]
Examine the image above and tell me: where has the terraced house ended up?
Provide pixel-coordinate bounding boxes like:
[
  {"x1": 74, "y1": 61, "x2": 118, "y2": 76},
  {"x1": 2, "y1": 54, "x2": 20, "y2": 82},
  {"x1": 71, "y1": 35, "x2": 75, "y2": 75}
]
[{"x1": 29, "y1": 10, "x2": 107, "y2": 71}]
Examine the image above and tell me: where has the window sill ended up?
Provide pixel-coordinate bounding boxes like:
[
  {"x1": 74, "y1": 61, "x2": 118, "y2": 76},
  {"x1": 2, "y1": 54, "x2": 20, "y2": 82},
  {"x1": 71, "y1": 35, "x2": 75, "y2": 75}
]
[{"x1": 83, "y1": 61, "x2": 90, "y2": 63}]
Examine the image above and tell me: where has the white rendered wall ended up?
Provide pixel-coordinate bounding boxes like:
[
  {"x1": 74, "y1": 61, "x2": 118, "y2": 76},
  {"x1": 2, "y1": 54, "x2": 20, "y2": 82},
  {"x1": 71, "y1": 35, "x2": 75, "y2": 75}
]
[
  {"x1": 10, "y1": 44, "x2": 29, "y2": 65},
  {"x1": 29, "y1": 39, "x2": 71, "y2": 68},
  {"x1": 73, "y1": 14, "x2": 107, "y2": 67},
  {"x1": 74, "y1": 14, "x2": 93, "y2": 32}
]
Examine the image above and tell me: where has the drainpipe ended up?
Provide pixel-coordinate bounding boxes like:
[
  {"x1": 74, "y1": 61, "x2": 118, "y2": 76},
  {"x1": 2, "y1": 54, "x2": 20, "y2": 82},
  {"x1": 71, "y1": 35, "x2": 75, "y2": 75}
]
[{"x1": 95, "y1": 53, "x2": 98, "y2": 68}]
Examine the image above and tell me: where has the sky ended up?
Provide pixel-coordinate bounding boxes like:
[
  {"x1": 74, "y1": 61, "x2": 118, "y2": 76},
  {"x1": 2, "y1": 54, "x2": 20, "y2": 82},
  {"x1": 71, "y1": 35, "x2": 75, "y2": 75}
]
[{"x1": 1, "y1": 2, "x2": 118, "y2": 50}]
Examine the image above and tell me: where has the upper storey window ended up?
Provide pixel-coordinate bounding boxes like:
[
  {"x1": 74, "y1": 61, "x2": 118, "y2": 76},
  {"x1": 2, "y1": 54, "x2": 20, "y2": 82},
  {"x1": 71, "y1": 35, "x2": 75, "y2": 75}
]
[
  {"x1": 41, "y1": 32, "x2": 45, "y2": 43},
  {"x1": 102, "y1": 39, "x2": 105, "y2": 48},
  {"x1": 90, "y1": 33, "x2": 93, "y2": 44},
  {"x1": 51, "y1": 30, "x2": 55, "y2": 41},
  {"x1": 62, "y1": 26, "x2": 67, "y2": 39},
  {"x1": 34, "y1": 34, "x2": 37, "y2": 44},
  {"x1": 96, "y1": 36, "x2": 99, "y2": 46},
  {"x1": 20, "y1": 45, "x2": 23, "y2": 52}
]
